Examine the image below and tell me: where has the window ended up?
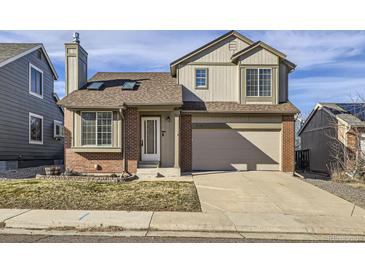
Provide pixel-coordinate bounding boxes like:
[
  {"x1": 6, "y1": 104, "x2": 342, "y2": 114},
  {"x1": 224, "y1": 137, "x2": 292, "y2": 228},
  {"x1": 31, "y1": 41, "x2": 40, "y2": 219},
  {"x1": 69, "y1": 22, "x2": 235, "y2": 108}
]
[
  {"x1": 195, "y1": 68, "x2": 208, "y2": 89},
  {"x1": 246, "y1": 68, "x2": 272, "y2": 97},
  {"x1": 54, "y1": 120, "x2": 64, "y2": 138},
  {"x1": 29, "y1": 63, "x2": 43, "y2": 98},
  {"x1": 81, "y1": 112, "x2": 112, "y2": 146},
  {"x1": 29, "y1": 113, "x2": 43, "y2": 144}
]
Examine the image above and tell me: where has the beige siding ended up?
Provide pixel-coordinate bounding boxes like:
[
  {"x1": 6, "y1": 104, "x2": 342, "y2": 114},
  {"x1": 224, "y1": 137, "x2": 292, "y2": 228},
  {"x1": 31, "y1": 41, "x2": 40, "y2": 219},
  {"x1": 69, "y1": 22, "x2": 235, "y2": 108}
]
[
  {"x1": 185, "y1": 36, "x2": 250, "y2": 63},
  {"x1": 279, "y1": 63, "x2": 288, "y2": 102},
  {"x1": 180, "y1": 65, "x2": 239, "y2": 102},
  {"x1": 239, "y1": 48, "x2": 279, "y2": 65},
  {"x1": 192, "y1": 114, "x2": 282, "y2": 124}
]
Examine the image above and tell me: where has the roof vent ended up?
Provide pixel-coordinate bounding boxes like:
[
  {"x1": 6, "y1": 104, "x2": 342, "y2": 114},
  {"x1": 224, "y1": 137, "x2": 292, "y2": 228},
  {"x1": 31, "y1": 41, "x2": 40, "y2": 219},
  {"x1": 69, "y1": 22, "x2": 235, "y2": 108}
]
[
  {"x1": 122, "y1": 81, "x2": 137, "y2": 90},
  {"x1": 73, "y1": 32, "x2": 80, "y2": 44},
  {"x1": 87, "y1": 82, "x2": 104, "y2": 90},
  {"x1": 229, "y1": 41, "x2": 237, "y2": 52}
]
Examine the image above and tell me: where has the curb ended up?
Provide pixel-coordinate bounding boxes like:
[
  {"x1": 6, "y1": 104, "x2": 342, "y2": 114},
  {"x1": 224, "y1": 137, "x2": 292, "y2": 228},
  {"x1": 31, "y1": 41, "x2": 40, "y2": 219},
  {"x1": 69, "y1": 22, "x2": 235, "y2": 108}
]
[{"x1": 1, "y1": 227, "x2": 365, "y2": 242}]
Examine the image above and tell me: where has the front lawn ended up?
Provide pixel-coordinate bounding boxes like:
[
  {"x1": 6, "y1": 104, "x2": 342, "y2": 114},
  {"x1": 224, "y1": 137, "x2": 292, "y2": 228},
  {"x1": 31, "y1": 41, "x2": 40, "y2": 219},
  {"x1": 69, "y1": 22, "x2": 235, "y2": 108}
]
[{"x1": 0, "y1": 180, "x2": 201, "y2": 212}]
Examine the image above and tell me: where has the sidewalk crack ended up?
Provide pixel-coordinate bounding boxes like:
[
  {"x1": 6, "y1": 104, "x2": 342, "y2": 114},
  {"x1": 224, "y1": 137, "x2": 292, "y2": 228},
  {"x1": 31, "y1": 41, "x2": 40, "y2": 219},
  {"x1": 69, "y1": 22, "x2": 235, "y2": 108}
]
[
  {"x1": 145, "y1": 212, "x2": 154, "y2": 237},
  {"x1": 3, "y1": 209, "x2": 32, "y2": 222}
]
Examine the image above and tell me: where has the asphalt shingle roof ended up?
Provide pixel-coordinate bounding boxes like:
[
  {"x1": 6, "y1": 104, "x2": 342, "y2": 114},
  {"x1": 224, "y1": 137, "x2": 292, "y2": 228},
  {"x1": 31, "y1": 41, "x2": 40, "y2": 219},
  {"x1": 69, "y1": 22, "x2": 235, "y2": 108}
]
[
  {"x1": 0, "y1": 43, "x2": 41, "y2": 64},
  {"x1": 320, "y1": 102, "x2": 365, "y2": 126},
  {"x1": 58, "y1": 72, "x2": 183, "y2": 108},
  {"x1": 182, "y1": 101, "x2": 299, "y2": 114}
]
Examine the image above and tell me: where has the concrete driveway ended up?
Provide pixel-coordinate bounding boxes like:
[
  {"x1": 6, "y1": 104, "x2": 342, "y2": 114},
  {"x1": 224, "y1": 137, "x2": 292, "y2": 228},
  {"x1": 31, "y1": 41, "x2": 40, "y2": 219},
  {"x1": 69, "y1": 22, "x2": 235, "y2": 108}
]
[{"x1": 193, "y1": 171, "x2": 365, "y2": 217}]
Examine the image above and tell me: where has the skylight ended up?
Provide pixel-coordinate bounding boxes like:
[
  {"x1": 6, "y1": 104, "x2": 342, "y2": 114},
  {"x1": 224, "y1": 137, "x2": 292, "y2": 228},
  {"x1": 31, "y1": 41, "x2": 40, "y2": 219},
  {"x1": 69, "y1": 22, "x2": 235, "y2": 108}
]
[
  {"x1": 87, "y1": 82, "x2": 104, "y2": 90},
  {"x1": 122, "y1": 81, "x2": 137, "y2": 90}
]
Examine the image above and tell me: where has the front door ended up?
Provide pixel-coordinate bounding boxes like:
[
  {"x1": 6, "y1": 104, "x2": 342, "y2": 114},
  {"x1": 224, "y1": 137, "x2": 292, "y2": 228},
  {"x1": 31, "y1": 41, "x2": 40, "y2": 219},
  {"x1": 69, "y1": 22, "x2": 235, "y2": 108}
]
[{"x1": 141, "y1": 117, "x2": 160, "y2": 162}]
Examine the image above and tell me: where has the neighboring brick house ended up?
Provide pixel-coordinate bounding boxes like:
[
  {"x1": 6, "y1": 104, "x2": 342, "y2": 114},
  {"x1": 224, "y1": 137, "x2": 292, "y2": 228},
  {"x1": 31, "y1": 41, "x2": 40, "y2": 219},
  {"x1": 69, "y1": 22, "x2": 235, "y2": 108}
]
[
  {"x1": 58, "y1": 31, "x2": 299, "y2": 176},
  {"x1": 299, "y1": 103, "x2": 365, "y2": 174}
]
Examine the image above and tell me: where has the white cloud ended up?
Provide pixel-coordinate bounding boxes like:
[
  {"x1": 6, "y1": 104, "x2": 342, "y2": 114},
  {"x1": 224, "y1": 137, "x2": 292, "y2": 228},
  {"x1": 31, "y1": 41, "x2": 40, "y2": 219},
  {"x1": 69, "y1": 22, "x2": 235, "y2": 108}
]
[
  {"x1": 248, "y1": 31, "x2": 365, "y2": 69},
  {"x1": 290, "y1": 76, "x2": 365, "y2": 115},
  {"x1": 54, "y1": 80, "x2": 65, "y2": 98}
]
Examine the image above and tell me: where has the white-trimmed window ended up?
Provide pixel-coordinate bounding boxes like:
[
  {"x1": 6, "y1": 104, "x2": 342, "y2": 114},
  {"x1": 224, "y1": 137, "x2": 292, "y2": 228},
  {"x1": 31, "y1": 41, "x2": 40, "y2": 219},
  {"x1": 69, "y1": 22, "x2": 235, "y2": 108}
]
[
  {"x1": 29, "y1": 63, "x2": 43, "y2": 98},
  {"x1": 195, "y1": 68, "x2": 208, "y2": 89},
  {"x1": 81, "y1": 112, "x2": 112, "y2": 146},
  {"x1": 29, "y1": 112, "x2": 43, "y2": 145},
  {"x1": 54, "y1": 120, "x2": 64, "y2": 138},
  {"x1": 246, "y1": 68, "x2": 272, "y2": 97}
]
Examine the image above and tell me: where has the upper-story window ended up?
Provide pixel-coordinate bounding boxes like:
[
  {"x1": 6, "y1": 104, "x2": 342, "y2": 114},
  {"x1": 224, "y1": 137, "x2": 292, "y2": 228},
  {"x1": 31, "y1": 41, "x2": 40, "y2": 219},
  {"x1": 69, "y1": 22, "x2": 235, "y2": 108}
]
[
  {"x1": 246, "y1": 68, "x2": 272, "y2": 97},
  {"x1": 81, "y1": 112, "x2": 112, "y2": 147},
  {"x1": 29, "y1": 63, "x2": 43, "y2": 98},
  {"x1": 195, "y1": 68, "x2": 208, "y2": 89}
]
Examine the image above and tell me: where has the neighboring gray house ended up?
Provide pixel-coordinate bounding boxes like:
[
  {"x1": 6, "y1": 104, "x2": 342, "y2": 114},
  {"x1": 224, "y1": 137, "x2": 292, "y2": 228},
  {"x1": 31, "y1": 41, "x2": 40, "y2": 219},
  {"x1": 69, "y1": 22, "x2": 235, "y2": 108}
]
[
  {"x1": 299, "y1": 103, "x2": 365, "y2": 174},
  {"x1": 0, "y1": 43, "x2": 64, "y2": 171}
]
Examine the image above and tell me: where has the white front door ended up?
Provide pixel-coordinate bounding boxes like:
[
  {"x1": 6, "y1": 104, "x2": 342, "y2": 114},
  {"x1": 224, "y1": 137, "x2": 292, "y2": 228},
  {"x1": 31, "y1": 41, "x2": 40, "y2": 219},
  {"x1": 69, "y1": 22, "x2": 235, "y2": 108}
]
[{"x1": 141, "y1": 117, "x2": 160, "y2": 162}]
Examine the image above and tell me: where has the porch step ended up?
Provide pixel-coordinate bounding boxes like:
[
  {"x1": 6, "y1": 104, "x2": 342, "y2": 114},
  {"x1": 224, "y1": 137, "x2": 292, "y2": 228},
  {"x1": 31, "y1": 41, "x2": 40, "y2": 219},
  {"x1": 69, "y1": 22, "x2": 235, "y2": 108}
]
[
  {"x1": 136, "y1": 167, "x2": 181, "y2": 179},
  {"x1": 138, "y1": 161, "x2": 159, "y2": 168}
]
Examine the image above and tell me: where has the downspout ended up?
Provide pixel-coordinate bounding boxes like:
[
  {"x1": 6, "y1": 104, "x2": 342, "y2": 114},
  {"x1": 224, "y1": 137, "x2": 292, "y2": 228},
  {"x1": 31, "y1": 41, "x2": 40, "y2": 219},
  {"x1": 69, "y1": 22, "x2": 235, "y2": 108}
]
[{"x1": 119, "y1": 104, "x2": 131, "y2": 176}]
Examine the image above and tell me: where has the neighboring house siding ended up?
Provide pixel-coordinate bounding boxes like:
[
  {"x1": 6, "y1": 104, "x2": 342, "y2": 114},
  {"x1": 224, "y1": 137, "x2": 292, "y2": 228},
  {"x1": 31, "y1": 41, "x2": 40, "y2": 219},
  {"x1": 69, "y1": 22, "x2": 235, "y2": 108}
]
[
  {"x1": 300, "y1": 109, "x2": 337, "y2": 173},
  {"x1": 0, "y1": 50, "x2": 64, "y2": 164}
]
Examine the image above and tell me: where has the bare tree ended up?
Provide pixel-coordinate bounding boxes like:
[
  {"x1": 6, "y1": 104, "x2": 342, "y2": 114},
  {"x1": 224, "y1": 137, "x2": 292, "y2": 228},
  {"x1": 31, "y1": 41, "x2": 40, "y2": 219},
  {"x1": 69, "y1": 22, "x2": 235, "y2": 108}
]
[{"x1": 326, "y1": 94, "x2": 365, "y2": 181}]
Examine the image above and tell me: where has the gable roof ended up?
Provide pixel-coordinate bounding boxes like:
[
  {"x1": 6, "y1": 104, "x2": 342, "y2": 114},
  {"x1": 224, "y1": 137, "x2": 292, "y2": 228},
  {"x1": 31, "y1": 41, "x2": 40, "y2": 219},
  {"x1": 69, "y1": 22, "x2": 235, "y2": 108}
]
[
  {"x1": 0, "y1": 43, "x2": 58, "y2": 79},
  {"x1": 58, "y1": 72, "x2": 182, "y2": 109},
  {"x1": 298, "y1": 102, "x2": 365, "y2": 135},
  {"x1": 169, "y1": 30, "x2": 254, "y2": 76},
  {"x1": 231, "y1": 41, "x2": 296, "y2": 70}
]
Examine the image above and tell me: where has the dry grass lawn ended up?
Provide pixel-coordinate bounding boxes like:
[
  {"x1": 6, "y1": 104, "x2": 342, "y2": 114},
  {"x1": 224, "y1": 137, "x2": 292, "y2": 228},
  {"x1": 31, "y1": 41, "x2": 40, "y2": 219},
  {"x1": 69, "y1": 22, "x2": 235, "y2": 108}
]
[{"x1": 0, "y1": 180, "x2": 201, "y2": 212}]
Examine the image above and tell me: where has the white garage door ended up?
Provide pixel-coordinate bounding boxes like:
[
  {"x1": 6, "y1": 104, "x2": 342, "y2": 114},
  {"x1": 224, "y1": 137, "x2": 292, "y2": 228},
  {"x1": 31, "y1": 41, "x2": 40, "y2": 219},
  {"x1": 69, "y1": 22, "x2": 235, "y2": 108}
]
[{"x1": 192, "y1": 129, "x2": 281, "y2": 171}]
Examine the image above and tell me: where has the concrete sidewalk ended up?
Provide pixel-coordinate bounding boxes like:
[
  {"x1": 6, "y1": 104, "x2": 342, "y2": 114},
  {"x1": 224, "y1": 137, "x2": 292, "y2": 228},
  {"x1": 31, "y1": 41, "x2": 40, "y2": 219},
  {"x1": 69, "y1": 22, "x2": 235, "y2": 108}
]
[{"x1": 2, "y1": 208, "x2": 365, "y2": 241}]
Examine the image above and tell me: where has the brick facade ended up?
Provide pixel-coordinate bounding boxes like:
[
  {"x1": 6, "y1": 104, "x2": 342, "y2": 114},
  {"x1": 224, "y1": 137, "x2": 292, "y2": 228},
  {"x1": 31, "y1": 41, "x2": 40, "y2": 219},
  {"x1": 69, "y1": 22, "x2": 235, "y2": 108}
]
[
  {"x1": 282, "y1": 115, "x2": 295, "y2": 172},
  {"x1": 180, "y1": 114, "x2": 192, "y2": 172},
  {"x1": 64, "y1": 108, "x2": 139, "y2": 174},
  {"x1": 124, "y1": 107, "x2": 140, "y2": 174}
]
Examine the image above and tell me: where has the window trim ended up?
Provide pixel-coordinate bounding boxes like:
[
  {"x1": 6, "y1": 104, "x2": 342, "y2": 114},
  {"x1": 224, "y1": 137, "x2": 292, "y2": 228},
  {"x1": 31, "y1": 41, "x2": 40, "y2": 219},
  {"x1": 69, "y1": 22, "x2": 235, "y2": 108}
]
[
  {"x1": 54, "y1": 120, "x2": 64, "y2": 138},
  {"x1": 29, "y1": 63, "x2": 44, "y2": 99},
  {"x1": 29, "y1": 112, "x2": 43, "y2": 145},
  {"x1": 246, "y1": 67, "x2": 272, "y2": 97},
  {"x1": 194, "y1": 67, "x2": 209, "y2": 89},
  {"x1": 80, "y1": 111, "x2": 113, "y2": 147}
]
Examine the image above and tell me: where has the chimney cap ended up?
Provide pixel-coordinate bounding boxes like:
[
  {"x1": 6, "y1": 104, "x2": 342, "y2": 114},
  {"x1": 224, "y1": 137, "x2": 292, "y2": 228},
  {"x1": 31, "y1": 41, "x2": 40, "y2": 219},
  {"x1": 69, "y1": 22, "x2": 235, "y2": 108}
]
[{"x1": 73, "y1": 32, "x2": 80, "y2": 44}]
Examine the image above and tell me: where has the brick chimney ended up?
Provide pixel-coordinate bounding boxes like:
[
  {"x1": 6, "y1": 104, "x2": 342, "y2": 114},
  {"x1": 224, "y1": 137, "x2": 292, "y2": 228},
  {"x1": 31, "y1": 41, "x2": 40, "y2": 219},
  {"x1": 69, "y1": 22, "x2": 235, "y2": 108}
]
[{"x1": 65, "y1": 32, "x2": 88, "y2": 95}]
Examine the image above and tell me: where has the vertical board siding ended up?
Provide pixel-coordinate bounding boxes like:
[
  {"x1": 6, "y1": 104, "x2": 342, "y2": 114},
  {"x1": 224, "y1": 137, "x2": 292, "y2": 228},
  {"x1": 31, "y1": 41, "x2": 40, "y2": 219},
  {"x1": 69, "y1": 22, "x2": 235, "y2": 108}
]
[
  {"x1": 180, "y1": 65, "x2": 238, "y2": 102},
  {"x1": 187, "y1": 37, "x2": 250, "y2": 63},
  {"x1": 0, "y1": 50, "x2": 64, "y2": 161},
  {"x1": 177, "y1": 36, "x2": 288, "y2": 105},
  {"x1": 239, "y1": 48, "x2": 279, "y2": 65}
]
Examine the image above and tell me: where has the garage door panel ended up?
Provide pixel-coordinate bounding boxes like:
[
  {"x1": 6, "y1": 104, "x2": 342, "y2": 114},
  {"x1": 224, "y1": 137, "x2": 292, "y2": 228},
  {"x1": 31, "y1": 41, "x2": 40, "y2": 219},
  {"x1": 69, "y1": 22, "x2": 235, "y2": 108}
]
[{"x1": 192, "y1": 129, "x2": 280, "y2": 171}]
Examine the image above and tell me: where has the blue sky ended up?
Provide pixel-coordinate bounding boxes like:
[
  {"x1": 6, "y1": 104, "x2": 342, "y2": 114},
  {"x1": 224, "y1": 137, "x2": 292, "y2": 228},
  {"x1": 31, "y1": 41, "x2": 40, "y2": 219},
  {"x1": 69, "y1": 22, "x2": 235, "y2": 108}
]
[{"x1": 1, "y1": 30, "x2": 365, "y2": 116}]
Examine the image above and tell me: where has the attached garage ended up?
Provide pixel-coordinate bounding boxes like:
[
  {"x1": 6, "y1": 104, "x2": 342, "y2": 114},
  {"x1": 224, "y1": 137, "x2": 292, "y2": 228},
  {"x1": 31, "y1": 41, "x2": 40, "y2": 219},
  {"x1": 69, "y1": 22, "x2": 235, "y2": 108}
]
[{"x1": 191, "y1": 116, "x2": 282, "y2": 171}]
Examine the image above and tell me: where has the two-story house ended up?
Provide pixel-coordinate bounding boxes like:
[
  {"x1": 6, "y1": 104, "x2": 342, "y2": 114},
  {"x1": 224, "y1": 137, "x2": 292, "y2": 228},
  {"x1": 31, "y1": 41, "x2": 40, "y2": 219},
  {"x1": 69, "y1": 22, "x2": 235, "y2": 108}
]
[
  {"x1": 0, "y1": 43, "x2": 64, "y2": 171},
  {"x1": 59, "y1": 31, "x2": 298, "y2": 177}
]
